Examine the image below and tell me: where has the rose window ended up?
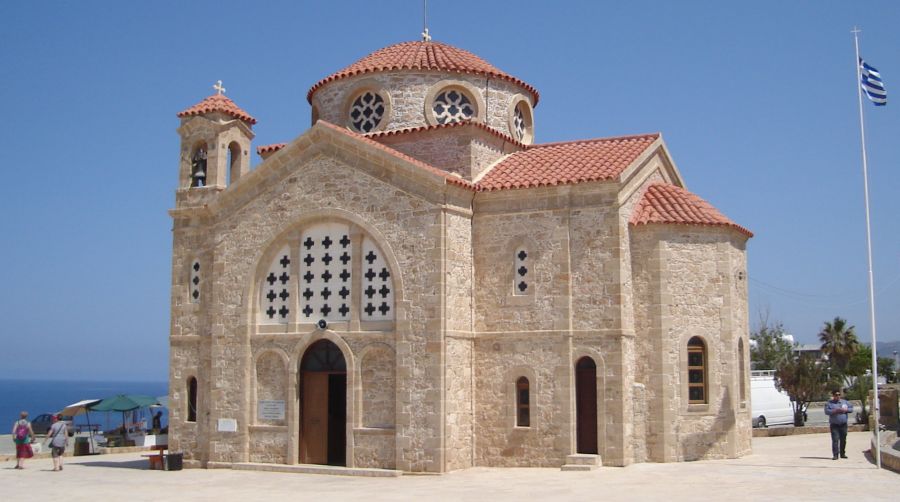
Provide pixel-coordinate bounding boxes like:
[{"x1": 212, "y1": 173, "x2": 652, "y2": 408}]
[
  {"x1": 433, "y1": 89, "x2": 475, "y2": 124},
  {"x1": 513, "y1": 104, "x2": 526, "y2": 141},
  {"x1": 349, "y1": 91, "x2": 385, "y2": 133}
]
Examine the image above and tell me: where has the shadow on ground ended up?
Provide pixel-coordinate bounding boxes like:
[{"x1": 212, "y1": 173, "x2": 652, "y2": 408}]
[{"x1": 77, "y1": 460, "x2": 147, "y2": 470}]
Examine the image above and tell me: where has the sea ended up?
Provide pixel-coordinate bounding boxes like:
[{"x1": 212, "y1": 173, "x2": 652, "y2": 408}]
[{"x1": 1, "y1": 379, "x2": 168, "y2": 432}]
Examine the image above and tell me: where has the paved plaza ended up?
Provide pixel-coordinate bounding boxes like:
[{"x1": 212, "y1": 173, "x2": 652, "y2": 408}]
[{"x1": 2, "y1": 432, "x2": 897, "y2": 501}]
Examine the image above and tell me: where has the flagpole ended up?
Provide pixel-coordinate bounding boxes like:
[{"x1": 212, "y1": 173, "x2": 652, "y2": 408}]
[{"x1": 852, "y1": 26, "x2": 881, "y2": 469}]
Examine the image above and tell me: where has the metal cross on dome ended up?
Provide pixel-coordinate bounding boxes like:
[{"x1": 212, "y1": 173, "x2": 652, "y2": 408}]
[
  {"x1": 421, "y1": 0, "x2": 431, "y2": 41},
  {"x1": 213, "y1": 80, "x2": 226, "y2": 95}
]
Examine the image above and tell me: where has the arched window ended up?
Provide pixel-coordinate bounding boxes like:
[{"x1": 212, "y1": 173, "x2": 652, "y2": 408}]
[
  {"x1": 227, "y1": 141, "x2": 241, "y2": 185},
  {"x1": 688, "y1": 337, "x2": 707, "y2": 404},
  {"x1": 260, "y1": 222, "x2": 395, "y2": 325},
  {"x1": 187, "y1": 376, "x2": 198, "y2": 422},
  {"x1": 738, "y1": 338, "x2": 746, "y2": 402},
  {"x1": 516, "y1": 377, "x2": 530, "y2": 427}
]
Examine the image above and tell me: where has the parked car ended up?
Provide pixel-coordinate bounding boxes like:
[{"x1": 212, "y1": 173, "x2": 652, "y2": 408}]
[
  {"x1": 30, "y1": 413, "x2": 75, "y2": 436},
  {"x1": 751, "y1": 370, "x2": 794, "y2": 428}
]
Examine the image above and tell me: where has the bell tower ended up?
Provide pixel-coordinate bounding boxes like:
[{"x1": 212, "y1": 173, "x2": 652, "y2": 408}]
[{"x1": 176, "y1": 81, "x2": 256, "y2": 195}]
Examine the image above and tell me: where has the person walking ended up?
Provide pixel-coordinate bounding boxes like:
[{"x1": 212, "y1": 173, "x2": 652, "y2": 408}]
[
  {"x1": 46, "y1": 414, "x2": 69, "y2": 471},
  {"x1": 151, "y1": 411, "x2": 162, "y2": 435},
  {"x1": 824, "y1": 389, "x2": 854, "y2": 460},
  {"x1": 11, "y1": 411, "x2": 35, "y2": 469}
]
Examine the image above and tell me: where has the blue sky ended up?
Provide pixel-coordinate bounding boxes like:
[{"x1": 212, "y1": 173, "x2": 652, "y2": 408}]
[{"x1": 1, "y1": 1, "x2": 899, "y2": 381}]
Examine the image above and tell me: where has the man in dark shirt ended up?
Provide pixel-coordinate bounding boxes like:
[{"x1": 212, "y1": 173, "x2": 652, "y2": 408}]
[{"x1": 824, "y1": 390, "x2": 853, "y2": 460}]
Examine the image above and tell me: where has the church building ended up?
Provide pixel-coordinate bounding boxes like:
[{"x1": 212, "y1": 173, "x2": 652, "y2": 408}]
[{"x1": 168, "y1": 37, "x2": 753, "y2": 473}]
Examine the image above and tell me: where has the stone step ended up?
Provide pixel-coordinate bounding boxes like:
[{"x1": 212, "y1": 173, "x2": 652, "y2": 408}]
[
  {"x1": 565, "y1": 454, "x2": 601, "y2": 466},
  {"x1": 231, "y1": 462, "x2": 402, "y2": 477},
  {"x1": 560, "y1": 464, "x2": 595, "y2": 472}
]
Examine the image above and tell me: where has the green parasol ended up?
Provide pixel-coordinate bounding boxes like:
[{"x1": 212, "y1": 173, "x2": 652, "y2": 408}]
[{"x1": 89, "y1": 394, "x2": 159, "y2": 412}]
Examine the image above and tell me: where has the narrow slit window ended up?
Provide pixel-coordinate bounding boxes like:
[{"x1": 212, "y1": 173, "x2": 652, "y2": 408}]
[
  {"x1": 738, "y1": 339, "x2": 746, "y2": 402},
  {"x1": 187, "y1": 376, "x2": 198, "y2": 422},
  {"x1": 688, "y1": 337, "x2": 707, "y2": 404},
  {"x1": 516, "y1": 377, "x2": 530, "y2": 427}
]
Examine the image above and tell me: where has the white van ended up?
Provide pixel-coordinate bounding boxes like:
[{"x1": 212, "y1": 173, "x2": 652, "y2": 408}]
[{"x1": 750, "y1": 370, "x2": 794, "y2": 428}]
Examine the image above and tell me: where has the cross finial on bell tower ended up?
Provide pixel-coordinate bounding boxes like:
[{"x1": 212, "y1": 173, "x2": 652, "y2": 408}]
[{"x1": 213, "y1": 80, "x2": 226, "y2": 95}]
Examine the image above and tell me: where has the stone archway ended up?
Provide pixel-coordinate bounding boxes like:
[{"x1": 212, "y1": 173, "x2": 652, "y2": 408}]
[{"x1": 299, "y1": 339, "x2": 347, "y2": 466}]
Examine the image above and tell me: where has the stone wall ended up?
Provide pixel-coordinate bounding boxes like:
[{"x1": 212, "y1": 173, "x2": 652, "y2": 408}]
[
  {"x1": 474, "y1": 334, "x2": 570, "y2": 467},
  {"x1": 168, "y1": 115, "x2": 753, "y2": 471},
  {"x1": 360, "y1": 345, "x2": 395, "y2": 428},
  {"x1": 630, "y1": 224, "x2": 750, "y2": 461},
  {"x1": 374, "y1": 126, "x2": 512, "y2": 181},
  {"x1": 311, "y1": 72, "x2": 533, "y2": 142},
  {"x1": 444, "y1": 209, "x2": 475, "y2": 470},
  {"x1": 169, "y1": 124, "x2": 474, "y2": 471},
  {"x1": 353, "y1": 429, "x2": 396, "y2": 469},
  {"x1": 255, "y1": 352, "x2": 287, "y2": 426},
  {"x1": 249, "y1": 428, "x2": 287, "y2": 463}
]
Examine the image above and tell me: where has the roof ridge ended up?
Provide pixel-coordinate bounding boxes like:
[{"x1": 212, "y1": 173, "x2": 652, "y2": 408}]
[
  {"x1": 528, "y1": 132, "x2": 660, "y2": 150},
  {"x1": 364, "y1": 120, "x2": 528, "y2": 149}
]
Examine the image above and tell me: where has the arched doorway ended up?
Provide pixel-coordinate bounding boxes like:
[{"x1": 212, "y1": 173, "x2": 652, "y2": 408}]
[
  {"x1": 299, "y1": 339, "x2": 347, "y2": 466},
  {"x1": 575, "y1": 356, "x2": 598, "y2": 454}
]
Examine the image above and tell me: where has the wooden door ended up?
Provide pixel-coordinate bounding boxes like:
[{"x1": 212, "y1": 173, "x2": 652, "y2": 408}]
[
  {"x1": 575, "y1": 357, "x2": 598, "y2": 454},
  {"x1": 301, "y1": 372, "x2": 329, "y2": 464}
]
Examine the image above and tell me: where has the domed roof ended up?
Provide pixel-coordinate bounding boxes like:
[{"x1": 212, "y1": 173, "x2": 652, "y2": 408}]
[
  {"x1": 307, "y1": 41, "x2": 539, "y2": 105},
  {"x1": 177, "y1": 93, "x2": 257, "y2": 125}
]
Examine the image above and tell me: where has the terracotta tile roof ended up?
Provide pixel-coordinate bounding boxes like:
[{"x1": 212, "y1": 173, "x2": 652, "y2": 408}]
[
  {"x1": 256, "y1": 143, "x2": 286, "y2": 156},
  {"x1": 630, "y1": 183, "x2": 753, "y2": 237},
  {"x1": 365, "y1": 120, "x2": 528, "y2": 150},
  {"x1": 315, "y1": 121, "x2": 475, "y2": 190},
  {"x1": 177, "y1": 93, "x2": 257, "y2": 125},
  {"x1": 308, "y1": 41, "x2": 539, "y2": 105},
  {"x1": 477, "y1": 133, "x2": 659, "y2": 191}
]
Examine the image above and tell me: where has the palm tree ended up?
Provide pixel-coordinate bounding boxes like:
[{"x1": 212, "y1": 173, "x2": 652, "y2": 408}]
[{"x1": 818, "y1": 317, "x2": 859, "y2": 375}]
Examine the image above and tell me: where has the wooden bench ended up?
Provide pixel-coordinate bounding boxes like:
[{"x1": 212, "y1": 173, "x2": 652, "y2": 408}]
[{"x1": 141, "y1": 445, "x2": 168, "y2": 470}]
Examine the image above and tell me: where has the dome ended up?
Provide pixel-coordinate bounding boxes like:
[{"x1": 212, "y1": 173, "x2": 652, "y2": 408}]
[{"x1": 307, "y1": 41, "x2": 539, "y2": 105}]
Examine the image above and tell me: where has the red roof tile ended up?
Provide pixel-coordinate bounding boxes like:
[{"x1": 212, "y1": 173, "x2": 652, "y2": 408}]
[
  {"x1": 257, "y1": 143, "x2": 286, "y2": 155},
  {"x1": 365, "y1": 120, "x2": 528, "y2": 150},
  {"x1": 477, "y1": 133, "x2": 659, "y2": 191},
  {"x1": 630, "y1": 183, "x2": 753, "y2": 237},
  {"x1": 177, "y1": 93, "x2": 257, "y2": 125},
  {"x1": 308, "y1": 41, "x2": 539, "y2": 105}
]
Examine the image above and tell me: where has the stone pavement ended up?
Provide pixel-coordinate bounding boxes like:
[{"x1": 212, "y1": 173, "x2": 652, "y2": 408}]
[{"x1": 1, "y1": 432, "x2": 897, "y2": 501}]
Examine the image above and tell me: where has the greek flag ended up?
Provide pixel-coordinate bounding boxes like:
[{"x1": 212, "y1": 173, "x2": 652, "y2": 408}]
[{"x1": 860, "y1": 58, "x2": 887, "y2": 106}]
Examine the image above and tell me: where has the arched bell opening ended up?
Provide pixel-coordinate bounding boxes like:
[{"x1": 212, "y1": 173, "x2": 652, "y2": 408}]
[
  {"x1": 299, "y1": 339, "x2": 347, "y2": 466},
  {"x1": 190, "y1": 142, "x2": 208, "y2": 188}
]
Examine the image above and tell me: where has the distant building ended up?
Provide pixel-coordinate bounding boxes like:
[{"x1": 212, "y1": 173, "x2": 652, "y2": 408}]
[{"x1": 793, "y1": 344, "x2": 823, "y2": 360}]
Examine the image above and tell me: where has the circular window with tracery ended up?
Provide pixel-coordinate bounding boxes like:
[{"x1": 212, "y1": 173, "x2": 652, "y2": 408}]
[
  {"x1": 433, "y1": 89, "x2": 476, "y2": 124},
  {"x1": 513, "y1": 105, "x2": 526, "y2": 141},
  {"x1": 508, "y1": 97, "x2": 534, "y2": 144},
  {"x1": 349, "y1": 91, "x2": 386, "y2": 133}
]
